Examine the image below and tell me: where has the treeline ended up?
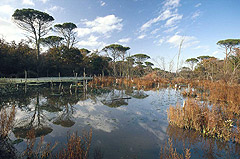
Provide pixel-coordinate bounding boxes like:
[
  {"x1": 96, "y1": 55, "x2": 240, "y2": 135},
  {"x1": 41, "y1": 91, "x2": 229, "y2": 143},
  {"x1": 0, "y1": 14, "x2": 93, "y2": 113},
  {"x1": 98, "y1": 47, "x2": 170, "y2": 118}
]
[
  {"x1": 179, "y1": 39, "x2": 240, "y2": 84},
  {"x1": 0, "y1": 38, "x2": 158, "y2": 77}
]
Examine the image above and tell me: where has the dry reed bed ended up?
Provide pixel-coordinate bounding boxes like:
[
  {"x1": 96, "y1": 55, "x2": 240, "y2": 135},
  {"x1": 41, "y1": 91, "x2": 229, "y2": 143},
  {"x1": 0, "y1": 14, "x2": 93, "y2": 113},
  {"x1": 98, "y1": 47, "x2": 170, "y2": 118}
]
[
  {"x1": 168, "y1": 98, "x2": 240, "y2": 143},
  {"x1": 0, "y1": 106, "x2": 92, "y2": 158},
  {"x1": 23, "y1": 129, "x2": 92, "y2": 159},
  {"x1": 160, "y1": 138, "x2": 191, "y2": 159},
  {"x1": 0, "y1": 106, "x2": 15, "y2": 138},
  {"x1": 90, "y1": 76, "x2": 169, "y2": 89}
]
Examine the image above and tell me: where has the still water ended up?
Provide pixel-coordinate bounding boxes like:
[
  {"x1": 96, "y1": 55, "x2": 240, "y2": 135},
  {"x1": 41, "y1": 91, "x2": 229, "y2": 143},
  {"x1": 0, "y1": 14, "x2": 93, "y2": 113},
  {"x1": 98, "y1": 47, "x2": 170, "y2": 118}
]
[{"x1": 2, "y1": 85, "x2": 240, "y2": 159}]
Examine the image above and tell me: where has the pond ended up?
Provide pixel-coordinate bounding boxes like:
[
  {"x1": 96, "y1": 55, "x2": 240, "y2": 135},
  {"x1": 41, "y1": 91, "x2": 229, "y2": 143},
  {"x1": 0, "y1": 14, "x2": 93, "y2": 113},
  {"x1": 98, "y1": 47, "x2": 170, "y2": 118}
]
[{"x1": 1, "y1": 85, "x2": 240, "y2": 159}]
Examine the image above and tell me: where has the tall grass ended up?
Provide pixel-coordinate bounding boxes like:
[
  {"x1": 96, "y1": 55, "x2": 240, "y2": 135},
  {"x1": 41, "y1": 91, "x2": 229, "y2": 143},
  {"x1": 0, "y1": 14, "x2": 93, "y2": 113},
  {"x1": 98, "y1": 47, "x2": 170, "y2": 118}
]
[
  {"x1": 57, "y1": 129, "x2": 92, "y2": 159},
  {"x1": 168, "y1": 98, "x2": 240, "y2": 143},
  {"x1": 0, "y1": 106, "x2": 15, "y2": 138},
  {"x1": 23, "y1": 129, "x2": 92, "y2": 159},
  {"x1": 159, "y1": 138, "x2": 191, "y2": 159},
  {"x1": 23, "y1": 129, "x2": 58, "y2": 159},
  {"x1": 90, "y1": 76, "x2": 169, "y2": 90}
]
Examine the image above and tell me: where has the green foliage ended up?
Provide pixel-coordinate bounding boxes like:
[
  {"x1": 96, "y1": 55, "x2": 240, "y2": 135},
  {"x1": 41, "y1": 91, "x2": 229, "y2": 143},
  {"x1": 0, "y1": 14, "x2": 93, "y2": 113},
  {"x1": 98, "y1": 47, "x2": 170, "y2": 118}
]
[
  {"x1": 54, "y1": 22, "x2": 77, "y2": 48},
  {"x1": 145, "y1": 61, "x2": 154, "y2": 67},
  {"x1": 185, "y1": 58, "x2": 198, "y2": 63},
  {"x1": 217, "y1": 39, "x2": 240, "y2": 48},
  {"x1": 40, "y1": 36, "x2": 63, "y2": 48},
  {"x1": 132, "y1": 54, "x2": 150, "y2": 63},
  {"x1": 79, "y1": 48, "x2": 91, "y2": 55},
  {"x1": 12, "y1": 8, "x2": 54, "y2": 23},
  {"x1": 54, "y1": 22, "x2": 77, "y2": 30},
  {"x1": 12, "y1": 8, "x2": 54, "y2": 60},
  {"x1": 0, "y1": 39, "x2": 37, "y2": 77},
  {"x1": 197, "y1": 56, "x2": 214, "y2": 61},
  {"x1": 103, "y1": 44, "x2": 130, "y2": 52},
  {"x1": 102, "y1": 44, "x2": 130, "y2": 76}
]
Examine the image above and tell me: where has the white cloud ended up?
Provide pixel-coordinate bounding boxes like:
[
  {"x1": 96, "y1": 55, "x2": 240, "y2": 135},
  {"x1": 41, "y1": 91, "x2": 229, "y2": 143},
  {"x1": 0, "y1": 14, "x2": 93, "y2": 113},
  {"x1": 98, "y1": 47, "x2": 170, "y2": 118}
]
[
  {"x1": 139, "y1": 0, "x2": 182, "y2": 42},
  {"x1": 77, "y1": 35, "x2": 106, "y2": 49},
  {"x1": 76, "y1": 15, "x2": 123, "y2": 37},
  {"x1": 48, "y1": 6, "x2": 64, "y2": 12},
  {"x1": 39, "y1": 0, "x2": 49, "y2": 3},
  {"x1": 213, "y1": 50, "x2": 220, "y2": 56},
  {"x1": 100, "y1": 1, "x2": 106, "y2": 6},
  {"x1": 158, "y1": 38, "x2": 164, "y2": 45},
  {"x1": 163, "y1": 0, "x2": 180, "y2": 9},
  {"x1": 165, "y1": 14, "x2": 182, "y2": 27},
  {"x1": 0, "y1": 5, "x2": 14, "y2": 17},
  {"x1": 164, "y1": 26, "x2": 178, "y2": 33},
  {"x1": 22, "y1": 0, "x2": 35, "y2": 6},
  {"x1": 191, "y1": 11, "x2": 201, "y2": 19},
  {"x1": 195, "y1": 3, "x2": 201, "y2": 8},
  {"x1": 194, "y1": 45, "x2": 210, "y2": 52},
  {"x1": 0, "y1": 17, "x2": 24, "y2": 42},
  {"x1": 167, "y1": 34, "x2": 199, "y2": 48},
  {"x1": 140, "y1": 9, "x2": 172, "y2": 32},
  {"x1": 138, "y1": 34, "x2": 146, "y2": 39},
  {"x1": 118, "y1": 38, "x2": 131, "y2": 43},
  {"x1": 151, "y1": 28, "x2": 161, "y2": 35}
]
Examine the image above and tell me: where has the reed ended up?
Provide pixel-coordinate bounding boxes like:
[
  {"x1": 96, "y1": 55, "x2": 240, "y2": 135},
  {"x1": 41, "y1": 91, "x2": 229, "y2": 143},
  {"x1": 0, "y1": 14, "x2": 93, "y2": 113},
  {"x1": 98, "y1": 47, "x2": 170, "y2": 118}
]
[
  {"x1": 23, "y1": 129, "x2": 92, "y2": 159},
  {"x1": 23, "y1": 129, "x2": 58, "y2": 159},
  {"x1": 159, "y1": 138, "x2": 191, "y2": 159},
  {"x1": 0, "y1": 106, "x2": 15, "y2": 138},
  {"x1": 168, "y1": 98, "x2": 240, "y2": 143},
  {"x1": 57, "y1": 129, "x2": 92, "y2": 159}
]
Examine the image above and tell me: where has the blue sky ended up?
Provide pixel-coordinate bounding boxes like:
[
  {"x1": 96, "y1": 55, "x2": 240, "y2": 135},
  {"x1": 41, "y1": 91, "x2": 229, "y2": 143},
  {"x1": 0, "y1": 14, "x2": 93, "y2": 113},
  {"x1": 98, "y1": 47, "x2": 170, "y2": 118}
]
[{"x1": 0, "y1": 0, "x2": 240, "y2": 70}]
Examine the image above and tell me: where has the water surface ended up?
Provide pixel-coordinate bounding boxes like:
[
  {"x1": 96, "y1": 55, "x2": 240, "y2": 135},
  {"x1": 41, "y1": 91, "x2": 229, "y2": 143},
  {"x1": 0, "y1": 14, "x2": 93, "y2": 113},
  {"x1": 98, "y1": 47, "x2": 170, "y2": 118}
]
[{"x1": 2, "y1": 85, "x2": 239, "y2": 158}]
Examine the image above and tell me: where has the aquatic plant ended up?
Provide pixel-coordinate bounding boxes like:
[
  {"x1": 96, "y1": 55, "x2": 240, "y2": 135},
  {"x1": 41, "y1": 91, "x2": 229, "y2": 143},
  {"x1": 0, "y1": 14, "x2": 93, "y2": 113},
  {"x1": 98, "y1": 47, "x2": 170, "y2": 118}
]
[
  {"x1": 168, "y1": 98, "x2": 240, "y2": 143},
  {"x1": 23, "y1": 129, "x2": 92, "y2": 159},
  {"x1": 58, "y1": 129, "x2": 92, "y2": 159},
  {"x1": 159, "y1": 138, "x2": 191, "y2": 159},
  {"x1": 0, "y1": 106, "x2": 15, "y2": 138},
  {"x1": 23, "y1": 129, "x2": 57, "y2": 159}
]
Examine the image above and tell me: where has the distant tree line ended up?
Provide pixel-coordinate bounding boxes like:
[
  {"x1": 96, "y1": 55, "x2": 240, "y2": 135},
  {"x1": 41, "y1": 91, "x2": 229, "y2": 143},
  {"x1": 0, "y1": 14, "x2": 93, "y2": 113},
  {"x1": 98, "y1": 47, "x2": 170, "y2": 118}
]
[{"x1": 180, "y1": 39, "x2": 240, "y2": 83}]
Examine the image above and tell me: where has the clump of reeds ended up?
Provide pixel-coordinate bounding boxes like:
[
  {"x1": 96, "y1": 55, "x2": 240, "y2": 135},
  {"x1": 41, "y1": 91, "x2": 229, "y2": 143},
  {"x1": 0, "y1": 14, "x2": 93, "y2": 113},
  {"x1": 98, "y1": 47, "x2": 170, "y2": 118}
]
[
  {"x1": 23, "y1": 129, "x2": 92, "y2": 159},
  {"x1": 58, "y1": 129, "x2": 92, "y2": 159},
  {"x1": 90, "y1": 76, "x2": 170, "y2": 90},
  {"x1": 23, "y1": 129, "x2": 58, "y2": 159},
  {"x1": 160, "y1": 138, "x2": 191, "y2": 159},
  {"x1": 168, "y1": 98, "x2": 239, "y2": 143},
  {"x1": 0, "y1": 106, "x2": 15, "y2": 138},
  {"x1": 180, "y1": 89, "x2": 197, "y2": 98}
]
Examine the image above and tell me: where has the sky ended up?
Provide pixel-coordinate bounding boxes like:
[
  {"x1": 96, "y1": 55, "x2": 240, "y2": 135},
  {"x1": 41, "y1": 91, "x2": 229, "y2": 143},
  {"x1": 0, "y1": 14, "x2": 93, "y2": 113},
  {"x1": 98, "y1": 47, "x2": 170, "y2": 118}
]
[{"x1": 0, "y1": 0, "x2": 240, "y2": 70}]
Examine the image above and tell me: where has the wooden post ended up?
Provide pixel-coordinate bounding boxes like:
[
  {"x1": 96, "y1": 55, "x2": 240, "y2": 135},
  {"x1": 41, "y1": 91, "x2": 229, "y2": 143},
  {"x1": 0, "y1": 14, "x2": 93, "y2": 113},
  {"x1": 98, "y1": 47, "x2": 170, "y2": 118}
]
[{"x1": 24, "y1": 70, "x2": 27, "y2": 93}]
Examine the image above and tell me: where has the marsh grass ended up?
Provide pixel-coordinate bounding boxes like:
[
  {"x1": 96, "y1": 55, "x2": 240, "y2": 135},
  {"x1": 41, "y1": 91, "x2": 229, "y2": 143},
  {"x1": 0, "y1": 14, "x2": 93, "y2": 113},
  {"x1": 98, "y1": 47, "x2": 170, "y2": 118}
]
[
  {"x1": 90, "y1": 76, "x2": 169, "y2": 90},
  {"x1": 0, "y1": 106, "x2": 17, "y2": 158},
  {"x1": 168, "y1": 98, "x2": 240, "y2": 143},
  {"x1": 23, "y1": 129, "x2": 92, "y2": 159},
  {"x1": 159, "y1": 138, "x2": 191, "y2": 159},
  {"x1": 23, "y1": 129, "x2": 58, "y2": 159},
  {"x1": 0, "y1": 106, "x2": 15, "y2": 138},
  {"x1": 57, "y1": 129, "x2": 92, "y2": 159}
]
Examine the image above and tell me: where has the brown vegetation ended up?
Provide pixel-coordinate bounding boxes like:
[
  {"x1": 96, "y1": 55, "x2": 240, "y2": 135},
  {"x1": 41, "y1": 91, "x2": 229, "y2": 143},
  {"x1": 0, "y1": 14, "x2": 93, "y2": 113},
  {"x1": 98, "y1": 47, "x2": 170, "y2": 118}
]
[
  {"x1": 23, "y1": 129, "x2": 92, "y2": 159},
  {"x1": 23, "y1": 129, "x2": 58, "y2": 159},
  {"x1": 0, "y1": 106, "x2": 15, "y2": 138},
  {"x1": 58, "y1": 129, "x2": 92, "y2": 159},
  {"x1": 168, "y1": 95, "x2": 240, "y2": 143},
  {"x1": 159, "y1": 138, "x2": 191, "y2": 159}
]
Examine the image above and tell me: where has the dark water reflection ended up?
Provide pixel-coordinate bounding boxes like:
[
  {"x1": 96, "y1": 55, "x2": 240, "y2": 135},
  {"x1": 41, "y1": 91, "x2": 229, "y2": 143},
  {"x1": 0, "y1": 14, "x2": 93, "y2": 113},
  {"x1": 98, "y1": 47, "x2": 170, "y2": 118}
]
[{"x1": 1, "y1": 85, "x2": 240, "y2": 159}]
